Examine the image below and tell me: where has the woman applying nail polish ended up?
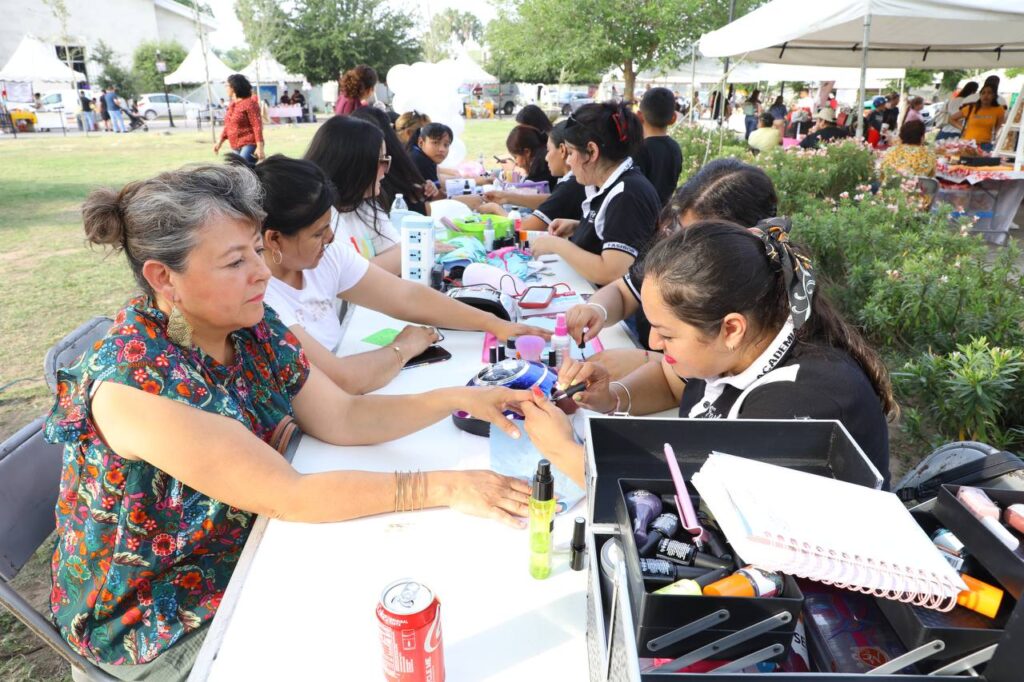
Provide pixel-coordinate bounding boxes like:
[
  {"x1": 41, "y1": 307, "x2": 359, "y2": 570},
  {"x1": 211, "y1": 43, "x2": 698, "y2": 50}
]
[{"x1": 520, "y1": 219, "x2": 895, "y2": 488}]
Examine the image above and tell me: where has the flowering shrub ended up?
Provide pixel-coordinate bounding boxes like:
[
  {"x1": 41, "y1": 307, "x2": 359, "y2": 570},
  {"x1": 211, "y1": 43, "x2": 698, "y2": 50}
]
[
  {"x1": 671, "y1": 125, "x2": 751, "y2": 180},
  {"x1": 755, "y1": 140, "x2": 876, "y2": 214}
]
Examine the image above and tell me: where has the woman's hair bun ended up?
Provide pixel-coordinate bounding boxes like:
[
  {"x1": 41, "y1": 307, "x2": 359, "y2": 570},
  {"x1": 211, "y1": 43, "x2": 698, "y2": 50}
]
[{"x1": 82, "y1": 186, "x2": 128, "y2": 249}]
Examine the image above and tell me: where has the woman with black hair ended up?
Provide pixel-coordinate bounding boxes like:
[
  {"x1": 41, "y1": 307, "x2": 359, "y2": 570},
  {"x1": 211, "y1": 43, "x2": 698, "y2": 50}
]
[
  {"x1": 214, "y1": 74, "x2": 264, "y2": 163},
  {"x1": 505, "y1": 124, "x2": 555, "y2": 190},
  {"x1": 530, "y1": 102, "x2": 661, "y2": 286},
  {"x1": 521, "y1": 220, "x2": 895, "y2": 488},
  {"x1": 350, "y1": 106, "x2": 437, "y2": 213},
  {"x1": 515, "y1": 104, "x2": 553, "y2": 134},
  {"x1": 564, "y1": 159, "x2": 779, "y2": 378},
  {"x1": 256, "y1": 155, "x2": 549, "y2": 393},
  {"x1": 304, "y1": 116, "x2": 403, "y2": 274},
  {"x1": 479, "y1": 121, "x2": 586, "y2": 229}
]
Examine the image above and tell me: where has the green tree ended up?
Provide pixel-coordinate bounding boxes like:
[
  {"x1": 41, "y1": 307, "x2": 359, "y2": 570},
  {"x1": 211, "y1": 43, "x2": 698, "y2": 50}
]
[
  {"x1": 422, "y1": 9, "x2": 482, "y2": 62},
  {"x1": 234, "y1": 0, "x2": 287, "y2": 73},
  {"x1": 93, "y1": 40, "x2": 139, "y2": 99},
  {"x1": 486, "y1": 0, "x2": 756, "y2": 98},
  {"x1": 131, "y1": 41, "x2": 187, "y2": 94},
  {"x1": 273, "y1": 0, "x2": 421, "y2": 85}
]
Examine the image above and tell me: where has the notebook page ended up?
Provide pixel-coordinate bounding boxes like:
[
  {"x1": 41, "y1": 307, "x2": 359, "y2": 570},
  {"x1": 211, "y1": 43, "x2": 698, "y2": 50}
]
[{"x1": 692, "y1": 453, "x2": 966, "y2": 596}]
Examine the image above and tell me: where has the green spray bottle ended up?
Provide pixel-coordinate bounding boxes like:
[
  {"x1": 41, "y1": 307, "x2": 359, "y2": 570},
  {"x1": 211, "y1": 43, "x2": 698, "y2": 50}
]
[{"x1": 529, "y1": 459, "x2": 556, "y2": 579}]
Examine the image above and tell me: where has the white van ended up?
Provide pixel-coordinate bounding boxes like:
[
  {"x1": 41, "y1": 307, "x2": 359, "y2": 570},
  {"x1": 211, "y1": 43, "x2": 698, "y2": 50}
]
[{"x1": 37, "y1": 89, "x2": 89, "y2": 130}]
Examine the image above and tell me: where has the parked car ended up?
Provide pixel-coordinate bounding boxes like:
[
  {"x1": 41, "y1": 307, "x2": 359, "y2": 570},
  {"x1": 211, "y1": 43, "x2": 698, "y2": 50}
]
[
  {"x1": 137, "y1": 93, "x2": 200, "y2": 120},
  {"x1": 556, "y1": 91, "x2": 594, "y2": 116},
  {"x1": 36, "y1": 90, "x2": 84, "y2": 129}
]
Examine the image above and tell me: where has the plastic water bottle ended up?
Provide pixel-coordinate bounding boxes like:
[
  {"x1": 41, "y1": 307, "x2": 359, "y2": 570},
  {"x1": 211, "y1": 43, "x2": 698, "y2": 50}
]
[
  {"x1": 390, "y1": 193, "x2": 408, "y2": 224},
  {"x1": 551, "y1": 313, "x2": 572, "y2": 368}
]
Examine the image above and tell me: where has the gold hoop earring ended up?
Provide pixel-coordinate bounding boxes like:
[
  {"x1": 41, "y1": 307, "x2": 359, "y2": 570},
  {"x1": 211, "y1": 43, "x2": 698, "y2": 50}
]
[
  {"x1": 272, "y1": 249, "x2": 283, "y2": 265},
  {"x1": 166, "y1": 305, "x2": 193, "y2": 348}
]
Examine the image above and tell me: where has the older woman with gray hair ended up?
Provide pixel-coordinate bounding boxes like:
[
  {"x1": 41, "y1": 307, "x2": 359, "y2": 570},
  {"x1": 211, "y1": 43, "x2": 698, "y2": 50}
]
[{"x1": 46, "y1": 164, "x2": 533, "y2": 681}]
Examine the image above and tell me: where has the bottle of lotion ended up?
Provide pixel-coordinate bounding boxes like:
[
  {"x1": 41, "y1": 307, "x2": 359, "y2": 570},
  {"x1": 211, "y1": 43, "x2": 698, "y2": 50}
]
[{"x1": 529, "y1": 459, "x2": 556, "y2": 579}]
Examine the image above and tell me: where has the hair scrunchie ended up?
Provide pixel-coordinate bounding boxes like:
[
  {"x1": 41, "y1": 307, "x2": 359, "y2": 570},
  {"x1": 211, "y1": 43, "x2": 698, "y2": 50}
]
[{"x1": 752, "y1": 217, "x2": 816, "y2": 329}]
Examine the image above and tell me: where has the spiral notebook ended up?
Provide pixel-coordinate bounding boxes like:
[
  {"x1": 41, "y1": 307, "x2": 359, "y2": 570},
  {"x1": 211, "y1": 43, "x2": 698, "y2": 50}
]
[{"x1": 692, "y1": 453, "x2": 968, "y2": 611}]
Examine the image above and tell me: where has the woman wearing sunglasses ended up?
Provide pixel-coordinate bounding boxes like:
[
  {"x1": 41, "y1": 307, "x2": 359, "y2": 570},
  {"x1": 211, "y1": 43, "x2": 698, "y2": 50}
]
[
  {"x1": 529, "y1": 102, "x2": 661, "y2": 285},
  {"x1": 255, "y1": 155, "x2": 549, "y2": 395}
]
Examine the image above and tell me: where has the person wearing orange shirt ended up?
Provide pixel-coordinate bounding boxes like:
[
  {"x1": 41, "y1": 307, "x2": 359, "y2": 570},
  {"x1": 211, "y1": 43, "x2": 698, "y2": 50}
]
[{"x1": 952, "y1": 85, "x2": 1006, "y2": 151}]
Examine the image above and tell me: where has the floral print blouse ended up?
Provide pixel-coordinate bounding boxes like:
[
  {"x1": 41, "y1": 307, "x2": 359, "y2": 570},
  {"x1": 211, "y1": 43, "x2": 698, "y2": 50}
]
[
  {"x1": 44, "y1": 297, "x2": 309, "y2": 665},
  {"x1": 880, "y1": 143, "x2": 937, "y2": 181}
]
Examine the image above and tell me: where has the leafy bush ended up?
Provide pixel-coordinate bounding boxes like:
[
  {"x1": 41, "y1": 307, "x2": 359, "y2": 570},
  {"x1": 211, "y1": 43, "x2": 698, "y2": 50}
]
[
  {"x1": 896, "y1": 339, "x2": 1024, "y2": 448},
  {"x1": 671, "y1": 125, "x2": 751, "y2": 180},
  {"x1": 755, "y1": 140, "x2": 876, "y2": 214}
]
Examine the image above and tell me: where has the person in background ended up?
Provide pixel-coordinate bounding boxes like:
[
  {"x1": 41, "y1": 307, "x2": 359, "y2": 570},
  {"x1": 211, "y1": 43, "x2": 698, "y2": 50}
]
[
  {"x1": 882, "y1": 92, "x2": 900, "y2": 131},
  {"x1": 983, "y1": 74, "x2": 1008, "y2": 107},
  {"x1": 478, "y1": 121, "x2": 585, "y2": 227},
  {"x1": 304, "y1": 116, "x2": 402, "y2": 272},
  {"x1": 47, "y1": 164, "x2": 536, "y2": 681},
  {"x1": 748, "y1": 112, "x2": 781, "y2": 154},
  {"x1": 97, "y1": 95, "x2": 111, "y2": 132},
  {"x1": 742, "y1": 89, "x2": 762, "y2": 139},
  {"x1": 515, "y1": 104, "x2": 553, "y2": 134},
  {"x1": 785, "y1": 109, "x2": 811, "y2": 138},
  {"x1": 521, "y1": 220, "x2": 894, "y2": 488},
  {"x1": 104, "y1": 86, "x2": 126, "y2": 133},
  {"x1": 291, "y1": 88, "x2": 307, "y2": 121},
  {"x1": 952, "y1": 85, "x2": 1006, "y2": 152},
  {"x1": 768, "y1": 95, "x2": 787, "y2": 123},
  {"x1": 904, "y1": 96, "x2": 925, "y2": 124},
  {"x1": 409, "y1": 122, "x2": 453, "y2": 193},
  {"x1": 214, "y1": 74, "x2": 264, "y2": 164},
  {"x1": 880, "y1": 120, "x2": 936, "y2": 181},
  {"x1": 279, "y1": 92, "x2": 291, "y2": 106},
  {"x1": 529, "y1": 102, "x2": 661, "y2": 286},
  {"x1": 936, "y1": 81, "x2": 979, "y2": 141},
  {"x1": 394, "y1": 110, "x2": 431, "y2": 145},
  {"x1": 79, "y1": 91, "x2": 94, "y2": 132},
  {"x1": 218, "y1": 97, "x2": 227, "y2": 109},
  {"x1": 565, "y1": 158, "x2": 778, "y2": 377},
  {"x1": 335, "y1": 64, "x2": 377, "y2": 116},
  {"x1": 504, "y1": 124, "x2": 555, "y2": 190},
  {"x1": 799, "y1": 107, "x2": 850, "y2": 149},
  {"x1": 634, "y1": 87, "x2": 683, "y2": 207},
  {"x1": 253, "y1": 155, "x2": 547, "y2": 393},
  {"x1": 864, "y1": 96, "x2": 887, "y2": 138},
  {"x1": 351, "y1": 107, "x2": 436, "y2": 213}
]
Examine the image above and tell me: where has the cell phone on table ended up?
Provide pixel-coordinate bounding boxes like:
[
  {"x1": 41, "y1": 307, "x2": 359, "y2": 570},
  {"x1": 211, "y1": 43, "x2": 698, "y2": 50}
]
[
  {"x1": 403, "y1": 345, "x2": 452, "y2": 369},
  {"x1": 518, "y1": 286, "x2": 556, "y2": 309}
]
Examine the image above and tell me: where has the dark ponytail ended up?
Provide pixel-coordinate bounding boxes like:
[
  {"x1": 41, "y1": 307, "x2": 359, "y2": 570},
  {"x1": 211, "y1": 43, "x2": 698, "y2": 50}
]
[
  {"x1": 243, "y1": 154, "x2": 337, "y2": 236},
  {"x1": 659, "y1": 158, "x2": 778, "y2": 236},
  {"x1": 562, "y1": 101, "x2": 642, "y2": 162},
  {"x1": 643, "y1": 220, "x2": 897, "y2": 418}
]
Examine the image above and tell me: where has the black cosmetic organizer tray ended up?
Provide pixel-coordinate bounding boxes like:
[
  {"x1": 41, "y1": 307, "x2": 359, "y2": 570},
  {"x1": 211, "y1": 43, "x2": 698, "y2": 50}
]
[{"x1": 614, "y1": 477, "x2": 803, "y2": 662}]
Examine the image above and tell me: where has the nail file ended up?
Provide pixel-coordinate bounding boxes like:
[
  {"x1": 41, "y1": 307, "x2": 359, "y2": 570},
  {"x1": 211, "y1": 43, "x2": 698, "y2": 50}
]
[{"x1": 665, "y1": 443, "x2": 707, "y2": 548}]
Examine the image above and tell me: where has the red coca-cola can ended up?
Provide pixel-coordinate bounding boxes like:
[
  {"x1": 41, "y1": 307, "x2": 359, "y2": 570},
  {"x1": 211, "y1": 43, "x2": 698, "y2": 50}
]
[{"x1": 376, "y1": 578, "x2": 445, "y2": 682}]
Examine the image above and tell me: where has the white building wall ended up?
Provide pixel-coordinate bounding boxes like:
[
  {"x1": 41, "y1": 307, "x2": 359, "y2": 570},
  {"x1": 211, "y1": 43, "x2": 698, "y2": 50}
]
[{"x1": 0, "y1": 0, "x2": 213, "y2": 85}]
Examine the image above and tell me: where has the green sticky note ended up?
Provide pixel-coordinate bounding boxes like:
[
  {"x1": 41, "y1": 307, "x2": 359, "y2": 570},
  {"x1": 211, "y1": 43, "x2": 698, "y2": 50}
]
[{"x1": 362, "y1": 328, "x2": 401, "y2": 346}]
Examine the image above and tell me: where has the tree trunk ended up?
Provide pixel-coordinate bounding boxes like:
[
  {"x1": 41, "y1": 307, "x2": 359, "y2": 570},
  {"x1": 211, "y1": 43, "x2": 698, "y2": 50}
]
[{"x1": 623, "y1": 59, "x2": 636, "y2": 103}]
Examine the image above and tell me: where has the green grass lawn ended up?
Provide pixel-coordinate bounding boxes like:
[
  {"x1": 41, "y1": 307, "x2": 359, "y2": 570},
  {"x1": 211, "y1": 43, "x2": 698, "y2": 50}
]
[{"x1": 0, "y1": 117, "x2": 515, "y2": 681}]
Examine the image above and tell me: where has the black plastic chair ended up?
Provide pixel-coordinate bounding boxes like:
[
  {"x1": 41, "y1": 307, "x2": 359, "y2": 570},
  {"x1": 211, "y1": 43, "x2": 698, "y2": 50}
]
[{"x1": 0, "y1": 317, "x2": 118, "y2": 681}]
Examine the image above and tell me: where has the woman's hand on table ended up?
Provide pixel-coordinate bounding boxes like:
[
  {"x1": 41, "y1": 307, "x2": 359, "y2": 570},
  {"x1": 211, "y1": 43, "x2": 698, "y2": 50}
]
[
  {"x1": 548, "y1": 219, "x2": 579, "y2": 238},
  {"x1": 444, "y1": 470, "x2": 532, "y2": 528},
  {"x1": 452, "y1": 386, "x2": 533, "y2": 438},
  {"x1": 394, "y1": 325, "x2": 441, "y2": 361},
  {"x1": 528, "y1": 234, "x2": 562, "y2": 258},
  {"x1": 556, "y1": 358, "x2": 616, "y2": 413},
  {"x1": 483, "y1": 189, "x2": 508, "y2": 204},
  {"x1": 565, "y1": 303, "x2": 606, "y2": 342},
  {"x1": 491, "y1": 319, "x2": 552, "y2": 342},
  {"x1": 475, "y1": 202, "x2": 506, "y2": 216},
  {"x1": 419, "y1": 181, "x2": 439, "y2": 199}
]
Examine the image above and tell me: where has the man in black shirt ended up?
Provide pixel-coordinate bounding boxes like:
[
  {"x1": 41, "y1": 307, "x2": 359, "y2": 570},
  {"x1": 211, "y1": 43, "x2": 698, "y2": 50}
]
[
  {"x1": 799, "y1": 107, "x2": 850, "y2": 149},
  {"x1": 633, "y1": 87, "x2": 683, "y2": 206}
]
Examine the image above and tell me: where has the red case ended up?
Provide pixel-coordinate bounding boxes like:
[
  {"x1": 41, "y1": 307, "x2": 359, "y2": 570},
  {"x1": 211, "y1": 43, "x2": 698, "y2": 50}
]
[{"x1": 518, "y1": 286, "x2": 555, "y2": 309}]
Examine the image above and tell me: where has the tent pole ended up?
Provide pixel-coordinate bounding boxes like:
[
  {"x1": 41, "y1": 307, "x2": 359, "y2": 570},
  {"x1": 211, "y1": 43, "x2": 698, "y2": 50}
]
[
  {"x1": 1015, "y1": 115, "x2": 1023, "y2": 172},
  {"x1": 856, "y1": 10, "x2": 872, "y2": 138},
  {"x1": 690, "y1": 44, "x2": 697, "y2": 122}
]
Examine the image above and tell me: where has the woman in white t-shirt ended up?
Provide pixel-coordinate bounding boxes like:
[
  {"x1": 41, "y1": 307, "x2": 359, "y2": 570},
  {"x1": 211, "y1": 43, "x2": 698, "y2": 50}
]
[
  {"x1": 253, "y1": 155, "x2": 548, "y2": 394},
  {"x1": 304, "y1": 116, "x2": 404, "y2": 275}
]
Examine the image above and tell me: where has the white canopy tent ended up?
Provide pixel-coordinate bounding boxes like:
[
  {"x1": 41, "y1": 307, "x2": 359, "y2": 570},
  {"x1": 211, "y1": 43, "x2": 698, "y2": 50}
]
[
  {"x1": 241, "y1": 53, "x2": 304, "y2": 84},
  {"x1": 0, "y1": 35, "x2": 85, "y2": 87},
  {"x1": 699, "y1": 0, "x2": 1024, "y2": 160},
  {"x1": 163, "y1": 40, "x2": 233, "y2": 87},
  {"x1": 447, "y1": 50, "x2": 498, "y2": 85}
]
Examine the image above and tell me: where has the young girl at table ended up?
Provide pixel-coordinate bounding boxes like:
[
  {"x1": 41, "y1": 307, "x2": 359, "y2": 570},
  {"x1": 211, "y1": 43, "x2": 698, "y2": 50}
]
[
  {"x1": 520, "y1": 220, "x2": 894, "y2": 489},
  {"x1": 564, "y1": 159, "x2": 779, "y2": 379},
  {"x1": 479, "y1": 121, "x2": 586, "y2": 230},
  {"x1": 255, "y1": 155, "x2": 548, "y2": 394},
  {"x1": 46, "y1": 164, "x2": 538, "y2": 681},
  {"x1": 351, "y1": 106, "x2": 437, "y2": 214},
  {"x1": 529, "y1": 102, "x2": 661, "y2": 286}
]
